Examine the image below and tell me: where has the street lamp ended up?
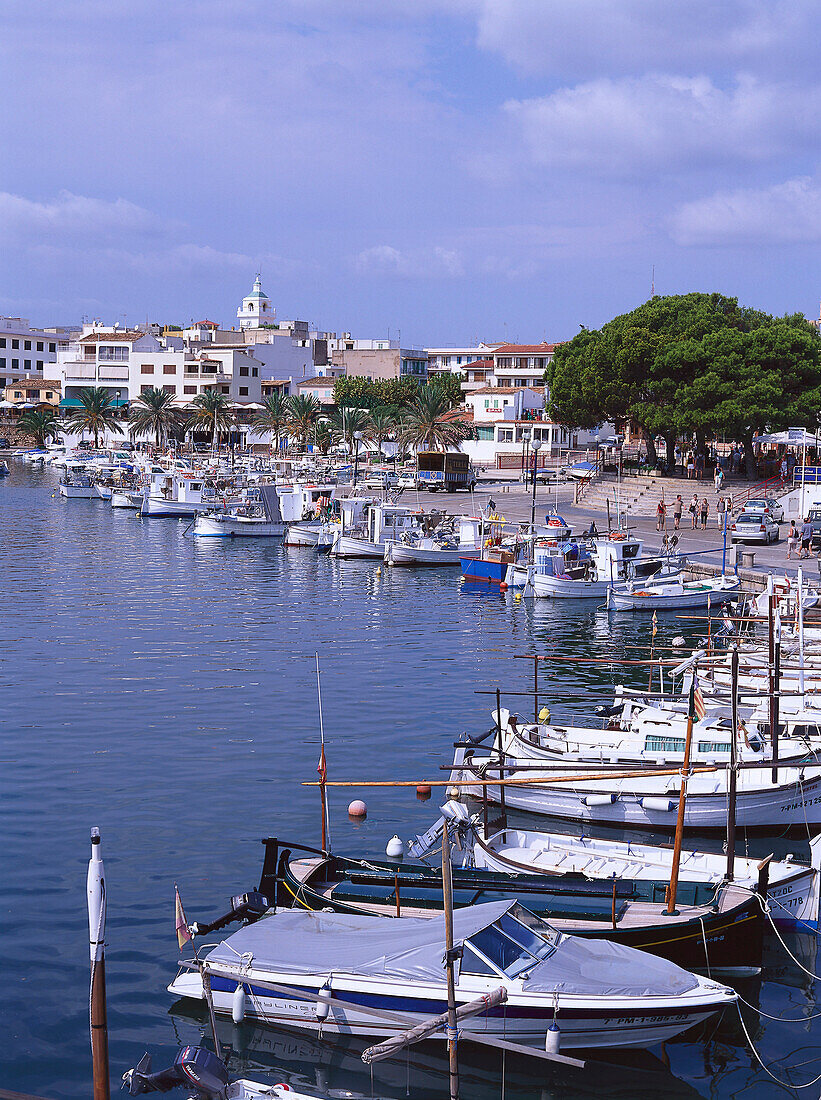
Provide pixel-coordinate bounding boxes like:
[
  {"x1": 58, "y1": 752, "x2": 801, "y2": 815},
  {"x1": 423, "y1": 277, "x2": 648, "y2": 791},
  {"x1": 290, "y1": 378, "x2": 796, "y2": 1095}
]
[
  {"x1": 353, "y1": 430, "x2": 363, "y2": 489},
  {"x1": 530, "y1": 438, "x2": 542, "y2": 529},
  {"x1": 521, "y1": 429, "x2": 531, "y2": 485}
]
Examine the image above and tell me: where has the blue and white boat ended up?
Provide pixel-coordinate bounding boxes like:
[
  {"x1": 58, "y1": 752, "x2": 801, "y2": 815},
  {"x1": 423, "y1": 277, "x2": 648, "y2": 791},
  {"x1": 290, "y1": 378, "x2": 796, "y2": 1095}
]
[{"x1": 168, "y1": 900, "x2": 735, "y2": 1050}]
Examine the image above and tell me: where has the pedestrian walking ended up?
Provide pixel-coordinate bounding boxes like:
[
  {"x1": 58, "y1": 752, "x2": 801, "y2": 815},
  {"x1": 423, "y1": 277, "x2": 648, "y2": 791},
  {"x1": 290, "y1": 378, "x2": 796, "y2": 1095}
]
[
  {"x1": 716, "y1": 495, "x2": 725, "y2": 529},
  {"x1": 695, "y1": 453, "x2": 705, "y2": 480},
  {"x1": 700, "y1": 497, "x2": 709, "y2": 529},
  {"x1": 686, "y1": 451, "x2": 694, "y2": 479},
  {"x1": 656, "y1": 497, "x2": 667, "y2": 531},
  {"x1": 801, "y1": 516, "x2": 813, "y2": 558},
  {"x1": 673, "y1": 494, "x2": 683, "y2": 529},
  {"x1": 689, "y1": 493, "x2": 698, "y2": 529},
  {"x1": 714, "y1": 467, "x2": 724, "y2": 492},
  {"x1": 787, "y1": 521, "x2": 799, "y2": 559}
]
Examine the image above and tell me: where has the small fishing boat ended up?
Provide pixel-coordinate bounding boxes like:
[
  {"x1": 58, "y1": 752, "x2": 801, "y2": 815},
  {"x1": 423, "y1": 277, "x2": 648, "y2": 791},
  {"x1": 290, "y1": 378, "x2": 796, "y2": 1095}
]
[
  {"x1": 59, "y1": 461, "x2": 97, "y2": 498},
  {"x1": 607, "y1": 575, "x2": 741, "y2": 612},
  {"x1": 270, "y1": 840, "x2": 763, "y2": 972},
  {"x1": 193, "y1": 486, "x2": 285, "y2": 538},
  {"x1": 384, "y1": 516, "x2": 483, "y2": 566},
  {"x1": 140, "y1": 471, "x2": 218, "y2": 517},
  {"x1": 169, "y1": 900, "x2": 736, "y2": 1050},
  {"x1": 331, "y1": 501, "x2": 421, "y2": 559},
  {"x1": 124, "y1": 1046, "x2": 305, "y2": 1098},
  {"x1": 110, "y1": 488, "x2": 144, "y2": 509}
]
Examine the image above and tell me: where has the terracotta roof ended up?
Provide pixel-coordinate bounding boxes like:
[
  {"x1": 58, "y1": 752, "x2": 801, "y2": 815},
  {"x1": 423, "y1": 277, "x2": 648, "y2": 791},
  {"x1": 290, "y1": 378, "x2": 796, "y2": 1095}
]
[
  {"x1": 192, "y1": 319, "x2": 219, "y2": 328},
  {"x1": 493, "y1": 343, "x2": 559, "y2": 355},
  {"x1": 79, "y1": 331, "x2": 144, "y2": 343},
  {"x1": 6, "y1": 378, "x2": 61, "y2": 390},
  {"x1": 297, "y1": 377, "x2": 332, "y2": 387}
]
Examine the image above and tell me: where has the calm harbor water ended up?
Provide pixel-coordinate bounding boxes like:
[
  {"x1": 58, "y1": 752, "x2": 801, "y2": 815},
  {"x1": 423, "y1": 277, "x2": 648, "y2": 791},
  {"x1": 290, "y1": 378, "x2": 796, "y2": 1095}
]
[{"x1": 1, "y1": 462, "x2": 819, "y2": 1098}]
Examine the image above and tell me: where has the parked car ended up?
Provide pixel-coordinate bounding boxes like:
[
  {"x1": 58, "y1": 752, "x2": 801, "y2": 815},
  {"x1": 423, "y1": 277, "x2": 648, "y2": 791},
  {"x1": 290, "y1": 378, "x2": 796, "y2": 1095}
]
[
  {"x1": 396, "y1": 470, "x2": 419, "y2": 490},
  {"x1": 741, "y1": 497, "x2": 784, "y2": 523},
  {"x1": 364, "y1": 471, "x2": 399, "y2": 490},
  {"x1": 730, "y1": 512, "x2": 780, "y2": 544},
  {"x1": 805, "y1": 508, "x2": 821, "y2": 549}
]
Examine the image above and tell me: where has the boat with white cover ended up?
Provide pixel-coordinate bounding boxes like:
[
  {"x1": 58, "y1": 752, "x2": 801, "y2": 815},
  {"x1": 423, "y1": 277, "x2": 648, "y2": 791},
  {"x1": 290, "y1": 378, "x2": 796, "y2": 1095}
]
[
  {"x1": 193, "y1": 485, "x2": 285, "y2": 537},
  {"x1": 168, "y1": 900, "x2": 735, "y2": 1050}
]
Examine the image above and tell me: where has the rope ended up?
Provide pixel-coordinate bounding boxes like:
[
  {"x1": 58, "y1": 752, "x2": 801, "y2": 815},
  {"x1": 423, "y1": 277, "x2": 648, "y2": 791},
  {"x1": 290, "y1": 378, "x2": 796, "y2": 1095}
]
[
  {"x1": 735, "y1": 1001, "x2": 821, "y2": 1089},
  {"x1": 697, "y1": 917, "x2": 711, "y2": 978}
]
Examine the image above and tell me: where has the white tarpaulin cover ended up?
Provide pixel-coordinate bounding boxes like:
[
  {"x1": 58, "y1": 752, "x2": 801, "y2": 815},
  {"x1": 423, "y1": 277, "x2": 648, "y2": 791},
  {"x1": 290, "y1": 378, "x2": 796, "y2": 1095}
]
[{"x1": 206, "y1": 899, "x2": 698, "y2": 997}]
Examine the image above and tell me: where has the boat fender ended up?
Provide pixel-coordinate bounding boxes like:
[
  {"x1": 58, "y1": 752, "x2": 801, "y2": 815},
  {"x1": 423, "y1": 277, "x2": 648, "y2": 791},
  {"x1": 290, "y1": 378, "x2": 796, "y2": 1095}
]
[
  {"x1": 538, "y1": 707, "x2": 551, "y2": 723},
  {"x1": 641, "y1": 796, "x2": 676, "y2": 813},
  {"x1": 545, "y1": 1021, "x2": 561, "y2": 1055},
  {"x1": 231, "y1": 983, "x2": 246, "y2": 1024},
  {"x1": 385, "y1": 835, "x2": 404, "y2": 859},
  {"x1": 315, "y1": 981, "x2": 332, "y2": 1022},
  {"x1": 582, "y1": 793, "x2": 616, "y2": 807}
]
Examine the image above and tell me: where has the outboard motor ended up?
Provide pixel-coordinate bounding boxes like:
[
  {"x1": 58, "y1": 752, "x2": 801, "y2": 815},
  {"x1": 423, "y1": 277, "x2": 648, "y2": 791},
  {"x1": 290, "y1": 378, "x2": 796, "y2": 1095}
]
[
  {"x1": 192, "y1": 891, "x2": 269, "y2": 935},
  {"x1": 122, "y1": 1046, "x2": 230, "y2": 1097}
]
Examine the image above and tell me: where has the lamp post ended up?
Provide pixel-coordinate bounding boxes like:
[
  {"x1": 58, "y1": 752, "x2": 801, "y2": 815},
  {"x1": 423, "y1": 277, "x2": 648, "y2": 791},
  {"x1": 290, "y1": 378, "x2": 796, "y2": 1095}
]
[
  {"x1": 521, "y1": 429, "x2": 531, "y2": 486},
  {"x1": 115, "y1": 389, "x2": 121, "y2": 447},
  {"x1": 353, "y1": 430, "x2": 363, "y2": 489},
  {"x1": 530, "y1": 438, "x2": 542, "y2": 529}
]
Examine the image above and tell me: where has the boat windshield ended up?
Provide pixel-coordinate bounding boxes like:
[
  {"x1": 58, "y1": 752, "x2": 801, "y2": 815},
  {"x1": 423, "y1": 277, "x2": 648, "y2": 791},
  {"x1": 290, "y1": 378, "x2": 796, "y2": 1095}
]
[{"x1": 467, "y1": 909, "x2": 560, "y2": 978}]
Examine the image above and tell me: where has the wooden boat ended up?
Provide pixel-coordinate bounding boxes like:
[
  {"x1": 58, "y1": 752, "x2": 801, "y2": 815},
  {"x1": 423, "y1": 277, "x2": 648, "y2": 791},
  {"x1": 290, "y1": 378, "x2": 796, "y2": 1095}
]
[
  {"x1": 607, "y1": 575, "x2": 741, "y2": 611},
  {"x1": 263, "y1": 839, "x2": 763, "y2": 974}
]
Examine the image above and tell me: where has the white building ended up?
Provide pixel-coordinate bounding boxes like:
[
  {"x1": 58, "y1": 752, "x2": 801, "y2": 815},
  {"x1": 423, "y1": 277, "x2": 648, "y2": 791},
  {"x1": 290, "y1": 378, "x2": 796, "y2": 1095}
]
[
  {"x1": 426, "y1": 343, "x2": 501, "y2": 377},
  {"x1": 490, "y1": 343, "x2": 557, "y2": 388},
  {"x1": 237, "y1": 274, "x2": 275, "y2": 329},
  {"x1": 0, "y1": 317, "x2": 72, "y2": 389},
  {"x1": 461, "y1": 385, "x2": 583, "y2": 470}
]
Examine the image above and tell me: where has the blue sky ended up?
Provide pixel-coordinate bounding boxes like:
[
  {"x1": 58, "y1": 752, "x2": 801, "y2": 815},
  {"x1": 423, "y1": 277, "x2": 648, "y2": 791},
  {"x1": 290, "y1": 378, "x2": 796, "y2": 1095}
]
[{"x1": 2, "y1": 1, "x2": 820, "y2": 344}]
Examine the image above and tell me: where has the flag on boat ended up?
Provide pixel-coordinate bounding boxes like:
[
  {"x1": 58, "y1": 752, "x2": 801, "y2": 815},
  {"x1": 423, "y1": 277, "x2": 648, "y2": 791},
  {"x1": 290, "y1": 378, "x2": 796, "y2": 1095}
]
[
  {"x1": 175, "y1": 885, "x2": 191, "y2": 950},
  {"x1": 692, "y1": 675, "x2": 706, "y2": 722},
  {"x1": 317, "y1": 742, "x2": 327, "y2": 784},
  {"x1": 651, "y1": 610, "x2": 658, "y2": 638}
]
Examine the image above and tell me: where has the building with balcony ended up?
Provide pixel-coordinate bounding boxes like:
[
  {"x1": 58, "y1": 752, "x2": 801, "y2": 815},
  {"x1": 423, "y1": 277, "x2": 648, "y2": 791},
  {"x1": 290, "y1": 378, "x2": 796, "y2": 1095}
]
[
  {"x1": 3, "y1": 378, "x2": 61, "y2": 408},
  {"x1": 426, "y1": 343, "x2": 501, "y2": 377},
  {"x1": 331, "y1": 345, "x2": 427, "y2": 381},
  {"x1": 0, "y1": 317, "x2": 71, "y2": 389},
  {"x1": 57, "y1": 328, "x2": 157, "y2": 408},
  {"x1": 490, "y1": 343, "x2": 558, "y2": 388}
]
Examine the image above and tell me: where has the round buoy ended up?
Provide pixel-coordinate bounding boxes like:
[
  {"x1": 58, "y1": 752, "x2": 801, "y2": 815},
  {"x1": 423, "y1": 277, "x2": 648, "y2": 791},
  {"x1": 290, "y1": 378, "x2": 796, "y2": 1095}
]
[
  {"x1": 672, "y1": 635, "x2": 686, "y2": 647},
  {"x1": 348, "y1": 799, "x2": 367, "y2": 818},
  {"x1": 375, "y1": 567, "x2": 381, "y2": 576},
  {"x1": 447, "y1": 786, "x2": 460, "y2": 800},
  {"x1": 385, "y1": 835, "x2": 404, "y2": 858},
  {"x1": 416, "y1": 784, "x2": 432, "y2": 801}
]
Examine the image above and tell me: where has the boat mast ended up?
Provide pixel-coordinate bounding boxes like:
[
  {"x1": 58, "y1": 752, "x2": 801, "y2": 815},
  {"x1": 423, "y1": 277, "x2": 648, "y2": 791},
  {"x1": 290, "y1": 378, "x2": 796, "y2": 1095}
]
[
  {"x1": 727, "y1": 646, "x2": 739, "y2": 881},
  {"x1": 87, "y1": 827, "x2": 110, "y2": 1100},
  {"x1": 666, "y1": 670, "x2": 697, "y2": 915},
  {"x1": 442, "y1": 819, "x2": 460, "y2": 1100}
]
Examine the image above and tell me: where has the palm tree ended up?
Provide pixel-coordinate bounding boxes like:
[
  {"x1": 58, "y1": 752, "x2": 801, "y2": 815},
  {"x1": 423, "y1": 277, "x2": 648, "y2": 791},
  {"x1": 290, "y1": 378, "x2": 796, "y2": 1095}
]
[
  {"x1": 329, "y1": 406, "x2": 371, "y2": 460},
  {"x1": 17, "y1": 408, "x2": 62, "y2": 449},
  {"x1": 128, "y1": 387, "x2": 180, "y2": 448},
  {"x1": 398, "y1": 385, "x2": 471, "y2": 454},
  {"x1": 253, "y1": 391, "x2": 291, "y2": 454},
  {"x1": 313, "y1": 419, "x2": 332, "y2": 455},
  {"x1": 189, "y1": 389, "x2": 234, "y2": 454},
  {"x1": 62, "y1": 386, "x2": 119, "y2": 447},
  {"x1": 365, "y1": 405, "x2": 398, "y2": 461},
  {"x1": 287, "y1": 393, "x2": 320, "y2": 452}
]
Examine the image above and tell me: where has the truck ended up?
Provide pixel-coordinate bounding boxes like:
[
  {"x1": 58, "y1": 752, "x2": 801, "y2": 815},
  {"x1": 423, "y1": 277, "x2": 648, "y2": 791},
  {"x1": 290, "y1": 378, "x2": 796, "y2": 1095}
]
[{"x1": 417, "y1": 451, "x2": 477, "y2": 492}]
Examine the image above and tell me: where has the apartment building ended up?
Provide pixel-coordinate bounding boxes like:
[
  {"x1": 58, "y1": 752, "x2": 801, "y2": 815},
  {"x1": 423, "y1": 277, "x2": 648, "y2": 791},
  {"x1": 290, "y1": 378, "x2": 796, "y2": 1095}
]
[
  {"x1": 426, "y1": 343, "x2": 501, "y2": 377},
  {"x1": 0, "y1": 317, "x2": 71, "y2": 389},
  {"x1": 490, "y1": 343, "x2": 557, "y2": 388}
]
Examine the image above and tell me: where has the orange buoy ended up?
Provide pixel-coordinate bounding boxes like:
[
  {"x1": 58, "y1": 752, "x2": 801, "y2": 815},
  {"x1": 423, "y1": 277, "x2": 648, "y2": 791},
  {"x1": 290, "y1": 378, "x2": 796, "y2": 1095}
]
[
  {"x1": 416, "y1": 784, "x2": 432, "y2": 801},
  {"x1": 348, "y1": 799, "x2": 367, "y2": 818}
]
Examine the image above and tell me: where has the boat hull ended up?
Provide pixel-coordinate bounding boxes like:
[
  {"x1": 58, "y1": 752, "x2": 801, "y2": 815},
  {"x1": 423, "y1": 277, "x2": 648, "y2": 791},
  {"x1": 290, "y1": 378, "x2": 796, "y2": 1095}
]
[
  {"x1": 331, "y1": 535, "x2": 384, "y2": 559},
  {"x1": 140, "y1": 495, "x2": 204, "y2": 517},
  {"x1": 284, "y1": 522, "x2": 322, "y2": 547},
  {"x1": 110, "y1": 491, "x2": 141, "y2": 509},
  {"x1": 460, "y1": 556, "x2": 510, "y2": 583},
  {"x1": 59, "y1": 483, "x2": 97, "y2": 499},
  {"x1": 385, "y1": 541, "x2": 464, "y2": 566},
  {"x1": 193, "y1": 514, "x2": 285, "y2": 537},
  {"x1": 608, "y1": 582, "x2": 741, "y2": 611}
]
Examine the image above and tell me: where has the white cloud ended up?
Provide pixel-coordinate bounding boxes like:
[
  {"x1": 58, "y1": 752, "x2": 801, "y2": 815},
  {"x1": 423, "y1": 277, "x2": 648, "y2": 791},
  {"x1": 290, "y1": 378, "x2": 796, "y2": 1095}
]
[
  {"x1": 473, "y1": 0, "x2": 819, "y2": 79},
  {"x1": 354, "y1": 244, "x2": 464, "y2": 278},
  {"x1": 670, "y1": 177, "x2": 821, "y2": 245},
  {"x1": 505, "y1": 75, "x2": 820, "y2": 177},
  {"x1": 0, "y1": 190, "x2": 170, "y2": 244}
]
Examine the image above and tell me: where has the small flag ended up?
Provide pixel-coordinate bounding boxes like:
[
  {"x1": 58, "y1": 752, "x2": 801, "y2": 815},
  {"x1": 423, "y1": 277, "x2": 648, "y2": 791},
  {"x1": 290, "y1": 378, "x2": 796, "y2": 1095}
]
[
  {"x1": 693, "y1": 675, "x2": 706, "y2": 722},
  {"x1": 175, "y1": 885, "x2": 192, "y2": 950},
  {"x1": 317, "y1": 742, "x2": 327, "y2": 785},
  {"x1": 651, "y1": 610, "x2": 658, "y2": 638}
]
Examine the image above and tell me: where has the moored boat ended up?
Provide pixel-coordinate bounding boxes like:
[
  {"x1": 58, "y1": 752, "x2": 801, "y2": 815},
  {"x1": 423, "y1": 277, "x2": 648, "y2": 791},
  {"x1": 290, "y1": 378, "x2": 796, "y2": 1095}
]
[
  {"x1": 607, "y1": 574, "x2": 741, "y2": 612},
  {"x1": 193, "y1": 485, "x2": 285, "y2": 537}
]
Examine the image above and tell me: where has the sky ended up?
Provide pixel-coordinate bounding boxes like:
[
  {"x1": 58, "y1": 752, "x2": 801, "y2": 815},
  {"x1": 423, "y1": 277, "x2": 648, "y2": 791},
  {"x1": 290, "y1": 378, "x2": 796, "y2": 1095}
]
[{"x1": 2, "y1": 0, "x2": 820, "y2": 345}]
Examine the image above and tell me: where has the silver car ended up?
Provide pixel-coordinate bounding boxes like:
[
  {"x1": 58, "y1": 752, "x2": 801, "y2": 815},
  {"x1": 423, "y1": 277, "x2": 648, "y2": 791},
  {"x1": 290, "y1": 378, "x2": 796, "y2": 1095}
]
[
  {"x1": 741, "y1": 497, "x2": 784, "y2": 523},
  {"x1": 731, "y1": 512, "x2": 780, "y2": 544}
]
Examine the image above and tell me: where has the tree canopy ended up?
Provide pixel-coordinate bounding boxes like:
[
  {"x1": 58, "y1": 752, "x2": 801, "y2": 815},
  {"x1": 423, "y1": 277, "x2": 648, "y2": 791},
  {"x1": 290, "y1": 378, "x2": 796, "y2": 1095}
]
[
  {"x1": 546, "y1": 293, "x2": 821, "y2": 476},
  {"x1": 333, "y1": 374, "x2": 428, "y2": 410}
]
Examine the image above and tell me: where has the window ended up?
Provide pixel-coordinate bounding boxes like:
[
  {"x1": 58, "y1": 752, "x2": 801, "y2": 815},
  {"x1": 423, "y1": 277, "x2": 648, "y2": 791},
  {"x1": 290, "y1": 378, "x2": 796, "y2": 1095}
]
[
  {"x1": 36, "y1": 361, "x2": 43, "y2": 370},
  {"x1": 460, "y1": 946, "x2": 499, "y2": 976},
  {"x1": 251, "y1": 368, "x2": 258, "y2": 377},
  {"x1": 239, "y1": 386, "x2": 248, "y2": 396},
  {"x1": 99, "y1": 345, "x2": 128, "y2": 361},
  {"x1": 163, "y1": 364, "x2": 175, "y2": 375},
  {"x1": 13, "y1": 390, "x2": 22, "y2": 399},
  {"x1": 476, "y1": 426, "x2": 494, "y2": 441},
  {"x1": 239, "y1": 366, "x2": 249, "y2": 376},
  {"x1": 140, "y1": 384, "x2": 153, "y2": 394},
  {"x1": 220, "y1": 385, "x2": 229, "y2": 394},
  {"x1": 49, "y1": 343, "x2": 56, "y2": 353},
  {"x1": 141, "y1": 365, "x2": 153, "y2": 375},
  {"x1": 37, "y1": 341, "x2": 43, "y2": 352},
  {"x1": 11, "y1": 359, "x2": 18, "y2": 368},
  {"x1": 644, "y1": 735, "x2": 685, "y2": 754},
  {"x1": 24, "y1": 340, "x2": 31, "y2": 350},
  {"x1": 0, "y1": 358, "x2": 4, "y2": 368},
  {"x1": 162, "y1": 384, "x2": 176, "y2": 394},
  {"x1": 183, "y1": 385, "x2": 196, "y2": 395},
  {"x1": 29, "y1": 391, "x2": 39, "y2": 400},
  {"x1": 24, "y1": 360, "x2": 31, "y2": 369},
  {"x1": 0, "y1": 338, "x2": 5, "y2": 347},
  {"x1": 45, "y1": 391, "x2": 53, "y2": 400},
  {"x1": 697, "y1": 741, "x2": 732, "y2": 753},
  {"x1": 0, "y1": 378, "x2": 5, "y2": 387},
  {"x1": 498, "y1": 429, "x2": 514, "y2": 443},
  {"x1": 12, "y1": 339, "x2": 19, "y2": 349}
]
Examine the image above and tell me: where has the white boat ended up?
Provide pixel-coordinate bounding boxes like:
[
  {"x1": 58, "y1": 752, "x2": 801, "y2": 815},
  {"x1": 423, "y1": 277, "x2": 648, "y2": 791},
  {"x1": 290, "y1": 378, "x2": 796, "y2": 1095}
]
[
  {"x1": 415, "y1": 802, "x2": 821, "y2": 930},
  {"x1": 24, "y1": 449, "x2": 48, "y2": 465},
  {"x1": 450, "y1": 741, "x2": 821, "y2": 830},
  {"x1": 281, "y1": 485, "x2": 338, "y2": 546},
  {"x1": 506, "y1": 535, "x2": 681, "y2": 598},
  {"x1": 384, "y1": 516, "x2": 483, "y2": 566},
  {"x1": 607, "y1": 574, "x2": 741, "y2": 611},
  {"x1": 140, "y1": 471, "x2": 218, "y2": 517},
  {"x1": 168, "y1": 900, "x2": 735, "y2": 1050},
  {"x1": 330, "y1": 500, "x2": 421, "y2": 559},
  {"x1": 193, "y1": 485, "x2": 285, "y2": 537},
  {"x1": 59, "y1": 462, "x2": 97, "y2": 498},
  {"x1": 111, "y1": 489, "x2": 143, "y2": 509}
]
